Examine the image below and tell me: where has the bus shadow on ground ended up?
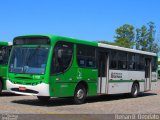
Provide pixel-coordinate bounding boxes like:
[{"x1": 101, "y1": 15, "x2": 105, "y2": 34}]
[
  {"x1": 11, "y1": 92, "x2": 157, "y2": 107},
  {"x1": 0, "y1": 92, "x2": 22, "y2": 97}
]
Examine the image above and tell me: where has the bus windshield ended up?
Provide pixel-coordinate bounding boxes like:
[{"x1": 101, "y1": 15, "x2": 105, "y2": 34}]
[{"x1": 9, "y1": 46, "x2": 50, "y2": 74}]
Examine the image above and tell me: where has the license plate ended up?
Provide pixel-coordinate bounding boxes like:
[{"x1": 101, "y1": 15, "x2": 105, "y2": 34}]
[{"x1": 19, "y1": 87, "x2": 26, "y2": 91}]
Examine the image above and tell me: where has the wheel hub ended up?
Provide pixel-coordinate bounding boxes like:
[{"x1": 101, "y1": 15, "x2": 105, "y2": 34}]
[
  {"x1": 77, "y1": 89, "x2": 84, "y2": 99},
  {"x1": 134, "y1": 85, "x2": 138, "y2": 95}
]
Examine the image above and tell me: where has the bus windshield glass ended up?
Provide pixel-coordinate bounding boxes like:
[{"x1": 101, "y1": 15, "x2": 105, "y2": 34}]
[{"x1": 9, "y1": 46, "x2": 50, "y2": 74}]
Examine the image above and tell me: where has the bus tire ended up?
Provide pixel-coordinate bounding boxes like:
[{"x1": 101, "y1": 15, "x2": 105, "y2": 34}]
[
  {"x1": 37, "y1": 96, "x2": 50, "y2": 102},
  {"x1": 73, "y1": 84, "x2": 87, "y2": 104},
  {"x1": 0, "y1": 81, "x2": 2, "y2": 95},
  {"x1": 131, "y1": 83, "x2": 139, "y2": 98}
]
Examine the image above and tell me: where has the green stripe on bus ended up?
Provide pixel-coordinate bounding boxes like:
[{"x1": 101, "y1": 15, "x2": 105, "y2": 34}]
[
  {"x1": 152, "y1": 80, "x2": 157, "y2": 82},
  {"x1": 109, "y1": 80, "x2": 157, "y2": 83},
  {"x1": 109, "y1": 80, "x2": 145, "y2": 83}
]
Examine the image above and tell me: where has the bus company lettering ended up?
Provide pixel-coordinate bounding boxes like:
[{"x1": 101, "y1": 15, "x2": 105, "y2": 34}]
[{"x1": 111, "y1": 72, "x2": 122, "y2": 78}]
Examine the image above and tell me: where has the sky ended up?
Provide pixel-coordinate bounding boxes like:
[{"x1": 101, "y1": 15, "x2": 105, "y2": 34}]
[{"x1": 0, "y1": 0, "x2": 160, "y2": 42}]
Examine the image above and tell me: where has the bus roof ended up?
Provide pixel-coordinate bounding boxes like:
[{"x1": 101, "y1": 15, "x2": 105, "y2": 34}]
[
  {"x1": 0, "y1": 41, "x2": 9, "y2": 46},
  {"x1": 14, "y1": 34, "x2": 157, "y2": 56},
  {"x1": 14, "y1": 34, "x2": 98, "y2": 47},
  {"x1": 98, "y1": 43, "x2": 157, "y2": 56}
]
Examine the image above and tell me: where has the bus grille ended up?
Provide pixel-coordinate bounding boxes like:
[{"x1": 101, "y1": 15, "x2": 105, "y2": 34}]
[{"x1": 11, "y1": 88, "x2": 39, "y2": 94}]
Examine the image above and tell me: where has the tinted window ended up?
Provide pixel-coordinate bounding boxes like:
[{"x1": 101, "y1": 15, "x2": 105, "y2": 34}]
[
  {"x1": 109, "y1": 51, "x2": 117, "y2": 69},
  {"x1": 51, "y1": 42, "x2": 73, "y2": 74},
  {"x1": 151, "y1": 56, "x2": 157, "y2": 72},
  {"x1": 136, "y1": 54, "x2": 144, "y2": 71},
  {"x1": 98, "y1": 53, "x2": 107, "y2": 77},
  {"x1": 118, "y1": 52, "x2": 127, "y2": 69},
  {"x1": 0, "y1": 46, "x2": 11, "y2": 64},
  {"x1": 128, "y1": 53, "x2": 135, "y2": 70},
  {"x1": 145, "y1": 58, "x2": 151, "y2": 78},
  {"x1": 77, "y1": 45, "x2": 96, "y2": 68}
]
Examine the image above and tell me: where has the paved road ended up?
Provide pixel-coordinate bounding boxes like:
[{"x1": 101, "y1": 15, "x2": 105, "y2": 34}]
[
  {"x1": 0, "y1": 82, "x2": 160, "y2": 119},
  {"x1": 0, "y1": 91, "x2": 160, "y2": 114}
]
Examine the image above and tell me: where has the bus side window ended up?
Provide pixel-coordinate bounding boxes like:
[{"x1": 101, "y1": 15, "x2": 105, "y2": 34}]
[
  {"x1": 128, "y1": 53, "x2": 135, "y2": 70},
  {"x1": 151, "y1": 56, "x2": 157, "y2": 72},
  {"x1": 0, "y1": 46, "x2": 8, "y2": 64},
  {"x1": 109, "y1": 51, "x2": 117, "y2": 69},
  {"x1": 118, "y1": 52, "x2": 127, "y2": 70},
  {"x1": 77, "y1": 45, "x2": 96, "y2": 68},
  {"x1": 136, "y1": 54, "x2": 144, "y2": 71},
  {"x1": 77, "y1": 45, "x2": 86, "y2": 67},
  {"x1": 0, "y1": 47, "x2": 3, "y2": 62},
  {"x1": 51, "y1": 42, "x2": 73, "y2": 74}
]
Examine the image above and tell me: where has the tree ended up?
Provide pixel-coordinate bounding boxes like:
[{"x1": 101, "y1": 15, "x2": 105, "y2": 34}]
[
  {"x1": 114, "y1": 24, "x2": 135, "y2": 48},
  {"x1": 136, "y1": 25, "x2": 148, "y2": 51},
  {"x1": 99, "y1": 22, "x2": 159, "y2": 53},
  {"x1": 135, "y1": 28, "x2": 141, "y2": 50},
  {"x1": 135, "y1": 22, "x2": 159, "y2": 53},
  {"x1": 147, "y1": 22, "x2": 156, "y2": 52}
]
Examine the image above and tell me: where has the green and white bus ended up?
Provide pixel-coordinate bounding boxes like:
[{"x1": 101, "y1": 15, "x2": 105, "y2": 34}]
[
  {"x1": 7, "y1": 35, "x2": 157, "y2": 104},
  {"x1": 0, "y1": 41, "x2": 12, "y2": 95}
]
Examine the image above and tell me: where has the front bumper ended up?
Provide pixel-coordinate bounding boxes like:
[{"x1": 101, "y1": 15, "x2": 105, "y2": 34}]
[{"x1": 6, "y1": 80, "x2": 50, "y2": 96}]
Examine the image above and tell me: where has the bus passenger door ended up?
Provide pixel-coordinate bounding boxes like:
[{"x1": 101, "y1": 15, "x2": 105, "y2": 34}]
[
  {"x1": 97, "y1": 52, "x2": 109, "y2": 94},
  {"x1": 145, "y1": 58, "x2": 152, "y2": 91}
]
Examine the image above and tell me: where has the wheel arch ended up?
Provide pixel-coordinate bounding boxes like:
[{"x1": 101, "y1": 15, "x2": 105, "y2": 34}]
[
  {"x1": 75, "y1": 81, "x2": 88, "y2": 94},
  {"x1": 132, "y1": 80, "x2": 140, "y2": 91}
]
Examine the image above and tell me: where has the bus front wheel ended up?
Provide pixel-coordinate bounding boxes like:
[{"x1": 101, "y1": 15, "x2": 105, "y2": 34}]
[
  {"x1": 131, "y1": 83, "x2": 139, "y2": 98},
  {"x1": 37, "y1": 96, "x2": 50, "y2": 102},
  {"x1": 0, "y1": 81, "x2": 2, "y2": 95},
  {"x1": 73, "y1": 84, "x2": 87, "y2": 104}
]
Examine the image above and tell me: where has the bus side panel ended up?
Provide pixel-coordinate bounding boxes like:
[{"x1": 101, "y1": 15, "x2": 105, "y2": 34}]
[
  {"x1": 87, "y1": 82, "x2": 97, "y2": 96},
  {"x1": 49, "y1": 67, "x2": 98, "y2": 97},
  {"x1": 3, "y1": 79, "x2": 7, "y2": 90},
  {"x1": 49, "y1": 67, "x2": 78, "y2": 97},
  {"x1": 77, "y1": 68, "x2": 97, "y2": 96},
  {"x1": 108, "y1": 70, "x2": 145, "y2": 94},
  {"x1": 0, "y1": 65, "x2": 7, "y2": 90},
  {"x1": 127, "y1": 81, "x2": 145, "y2": 92},
  {"x1": 151, "y1": 72, "x2": 158, "y2": 91},
  {"x1": 52, "y1": 82, "x2": 76, "y2": 97}
]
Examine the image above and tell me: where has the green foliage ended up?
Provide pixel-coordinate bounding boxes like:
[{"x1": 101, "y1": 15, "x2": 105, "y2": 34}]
[
  {"x1": 135, "y1": 22, "x2": 159, "y2": 53},
  {"x1": 135, "y1": 28, "x2": 141, "y2": 50},
  {"x1": 114, "y1": 24, "x2": 135, "y2": 48},
  {"x1": 136, "y1": 25, "x2": 148, "y2": 51},
  {"x1": 113, "y1": 22, "x2": 159, "y2": 53},
  {"x1": 98, "y1": 22, "x2": 159, "y2": 53}
]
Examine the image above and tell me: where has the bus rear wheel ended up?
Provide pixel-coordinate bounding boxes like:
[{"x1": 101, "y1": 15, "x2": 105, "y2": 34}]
[
  {"x1": 0, "y1": 81, "x2": 2, "y2": 95},
  {"x1": 131, "y1": 83, "x2": 139, "y2": 98},
  {"x1": 73, "y1": 84, "x2": 87, "y2": 104},
  {"x1": 37, "y1": 96, "x2": 50, "y2": 102}
]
